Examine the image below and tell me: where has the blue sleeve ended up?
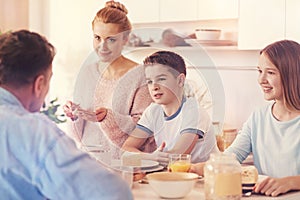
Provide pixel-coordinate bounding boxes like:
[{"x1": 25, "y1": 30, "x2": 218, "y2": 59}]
[
  {"x1": 136, "y1": 124, "x2": 153, "y2": 136},
  {"x1": 36, "y1": 131, "x2": 133, "y2": 199},
  {"x1": 181, "y1": 129, "x2": 204, "y2": 138},
  {"x1": 225, "y1": 113, "x2": 253, "y2": 163},
  {"x1": 135, "y1": 103, "x2": 155, "y2": 136}
]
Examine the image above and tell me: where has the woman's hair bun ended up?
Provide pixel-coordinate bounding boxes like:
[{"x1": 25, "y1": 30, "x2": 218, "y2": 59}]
[{"x1": 105, "y1": 1, "x2": 128, "y2": 14}]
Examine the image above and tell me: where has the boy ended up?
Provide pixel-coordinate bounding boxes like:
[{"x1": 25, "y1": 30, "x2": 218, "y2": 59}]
[{"x1": 122, "y1": 51, "x2": 217, "y2": 163}]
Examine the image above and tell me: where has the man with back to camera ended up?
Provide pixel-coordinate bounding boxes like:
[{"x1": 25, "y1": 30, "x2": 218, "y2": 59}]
[{"x1": 0, "y1": 30, "x2": 133, "y2": 199}]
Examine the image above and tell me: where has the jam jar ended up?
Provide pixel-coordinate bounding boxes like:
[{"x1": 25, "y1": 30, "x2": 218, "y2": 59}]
[{"x1": 204, "y1": 153, "x2": 242, "y2": 200}]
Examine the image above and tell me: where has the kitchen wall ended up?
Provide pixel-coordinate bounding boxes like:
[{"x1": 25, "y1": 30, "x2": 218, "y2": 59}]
[
  {"x1": 1, "y1": 0, "x2": 269, "y2": 131},
  {"x1": 44, "y1": 1, "x2": 267, "y2": 131},
  {"x1": 183, "y1": 48, "x2": 267, "y2": 130}
]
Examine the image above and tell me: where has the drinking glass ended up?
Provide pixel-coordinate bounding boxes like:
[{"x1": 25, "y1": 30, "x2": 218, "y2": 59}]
[
  {"x1": 168, "y1": 154, "x2": 191, "y2": 172},
  {"x1": 121, "y1": 166, "x2": 134, "y2": 189}
]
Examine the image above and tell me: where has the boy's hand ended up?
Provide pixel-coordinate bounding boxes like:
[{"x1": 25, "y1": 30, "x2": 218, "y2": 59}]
[{"x1": 142, "y1": 142, "x2": 169, "y2": 165}]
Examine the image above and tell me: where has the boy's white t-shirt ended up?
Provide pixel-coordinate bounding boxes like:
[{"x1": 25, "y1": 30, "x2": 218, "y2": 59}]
[{"x1": 136, "y1": 97, "x2": 216, "y2": 163}]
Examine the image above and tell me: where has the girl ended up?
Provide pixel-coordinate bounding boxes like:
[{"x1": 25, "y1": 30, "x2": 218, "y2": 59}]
[{"x1": 190, "y1": 40, "x2": 300, "y2": 197}]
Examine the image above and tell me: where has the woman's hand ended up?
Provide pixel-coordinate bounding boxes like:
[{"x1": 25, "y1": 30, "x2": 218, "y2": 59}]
[
  {"x1": 96, "y1": 107, "x2": 107, "y2": 122},
  {"x1": 131, "y1": 113, "x2": 142, "y2": 123},
  {"x1": 254, "y1": 176, "x2": 299, "y2": 197},
  {"x1": 63, "y1": 100, "x2": 78, "y2": 121}
]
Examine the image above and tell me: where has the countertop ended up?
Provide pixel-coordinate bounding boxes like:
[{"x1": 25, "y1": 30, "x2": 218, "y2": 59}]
[{"x1": 132, "y1": 179, "x2": 300, "y2": 200}]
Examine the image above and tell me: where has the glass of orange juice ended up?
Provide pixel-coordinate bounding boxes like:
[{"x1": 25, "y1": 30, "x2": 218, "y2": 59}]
[{"x1": 168, "y1": 154, "x2": 191, "y2": 172}]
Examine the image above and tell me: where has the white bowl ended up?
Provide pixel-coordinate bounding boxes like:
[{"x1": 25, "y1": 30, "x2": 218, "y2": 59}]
[
  {"x1": 146, "y1": 172, "x2": 198, "y2": 199},
  {"x1": 195, "y1": 29, "x2": 221, "y2": 40}
]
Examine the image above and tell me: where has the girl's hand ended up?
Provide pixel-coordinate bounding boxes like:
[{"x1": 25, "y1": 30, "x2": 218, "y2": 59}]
[
  {"x1": 63, "y1": 100, "x2": 78, "y2": 121},
  {"x1": 254, "y1": 176, "x2": 295, "y2": 197},
  {"x1": 96, "y1": 107, "x2": 108, "y2": 122}
]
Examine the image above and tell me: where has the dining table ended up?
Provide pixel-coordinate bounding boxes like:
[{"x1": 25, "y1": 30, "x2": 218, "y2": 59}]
[{"x1": 131, "y1": 176, "x2": 300, "y2": 200}]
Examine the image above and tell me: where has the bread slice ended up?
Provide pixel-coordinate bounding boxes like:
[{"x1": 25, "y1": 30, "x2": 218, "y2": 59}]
[{"x1": 121, "y1": 152, "x2": 142, "y2": 167}]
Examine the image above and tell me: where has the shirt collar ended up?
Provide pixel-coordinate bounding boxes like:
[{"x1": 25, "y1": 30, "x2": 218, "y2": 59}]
[
  {"x1": 0, "y1": 87, "x2": 27, "y2": 110},
  {"x1": 164, "y1": 96, "x2": 186, "y2": 121}
]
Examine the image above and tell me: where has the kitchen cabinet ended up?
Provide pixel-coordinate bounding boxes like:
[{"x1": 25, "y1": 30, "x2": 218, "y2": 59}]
[
  {"x1": 238, "y1": 0, "x2": 300, "y2": 50},
  {"x1": 159, "y1": 0, "x2": 198, "y2": 22},
  {"x1": 123, "y1": 0, "x2": 198, "y2": 23},
  {"x1": 285, "y1": 0, "x2": 300, "y2": 43},
  {"x1": 121, "y1": 0, "x2": 159, "y2": 23},
  {"x1": 122, "y1": 0, "x2": 238, "y2": 23},
  {"x1": 238, "y1": 0, "x2": 285, "y2": 50},
  {"x1": 197, "y1": 0, "x2": 239, "y2": 20}
]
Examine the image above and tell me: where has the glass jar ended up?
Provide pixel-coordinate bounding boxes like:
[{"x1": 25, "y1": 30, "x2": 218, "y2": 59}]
[
  {"x1": 204, "y1": 153, "x2": 242, "y2": 200},
  {"x1": 222, "y1": 129, "x2": 237, "y2": 150},
  {"x1": 213, "y1": 122, "x2": 225, "y2": 152}
]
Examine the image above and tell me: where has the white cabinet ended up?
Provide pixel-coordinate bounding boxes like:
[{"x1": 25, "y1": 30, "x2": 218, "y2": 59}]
[
  {"x1": 122, "y1": 0, "x2": 239, "y2": 23},
  {"x1": 286, "y1": 0, "x2": 300, "y2": 43},
  {"x1": 238, "y1": 0, "x2": 300, "y2": 49},
  {"x1": 159, "y1": 0, "x2": 198, "y2": 22},
  {"x1": 121, "y1": 0, "x2": 159, "y2": 23},
  {"x1": 160, "y1": 0, "x2": 238, "y2": 22},
  {"x1": 238, "y1": 0, "x2": 285, "y2": 50},
  {"x1": 198, "y1": 0, "x2": 239, "y2": 20}
]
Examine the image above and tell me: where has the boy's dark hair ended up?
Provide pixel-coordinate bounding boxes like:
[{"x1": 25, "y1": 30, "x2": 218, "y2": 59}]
[
  {"x1": 143, "y1": 51, "x2": 186, "y2": 76},
  {"x1": 0, "y1": 30, "x2": 55, "y2": 87}
]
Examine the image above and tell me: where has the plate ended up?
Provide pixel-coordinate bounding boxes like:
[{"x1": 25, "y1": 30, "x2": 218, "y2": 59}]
[
  {"x1": 134, "y1": 160, "x2": 160, "y2": 169},
  {"x1": 142, "y1": 165, "x2": 164, "y2": 173},
  {"x1": 111, "y1": 159, "x2": 159, "y2": 169},
  {"x1": 82, "y1": 144, "x2": 104, "y2": 152}
]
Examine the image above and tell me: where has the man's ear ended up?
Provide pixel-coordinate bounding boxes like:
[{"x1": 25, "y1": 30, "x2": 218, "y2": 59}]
[
  {"x1": 178, "y1": 73, "x2": 186, "y2": 87},
  {"x1": 32, "y1": 75, "x2": 45, "y2": 98}
]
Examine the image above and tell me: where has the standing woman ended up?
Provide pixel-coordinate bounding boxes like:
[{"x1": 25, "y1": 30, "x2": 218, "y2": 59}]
[
  {"x1": 190, "y1": 40, "x2": 300, "y2": 196},
  {"x1": 64, "y1": 1, "x2": 155, "y2": 158}
]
